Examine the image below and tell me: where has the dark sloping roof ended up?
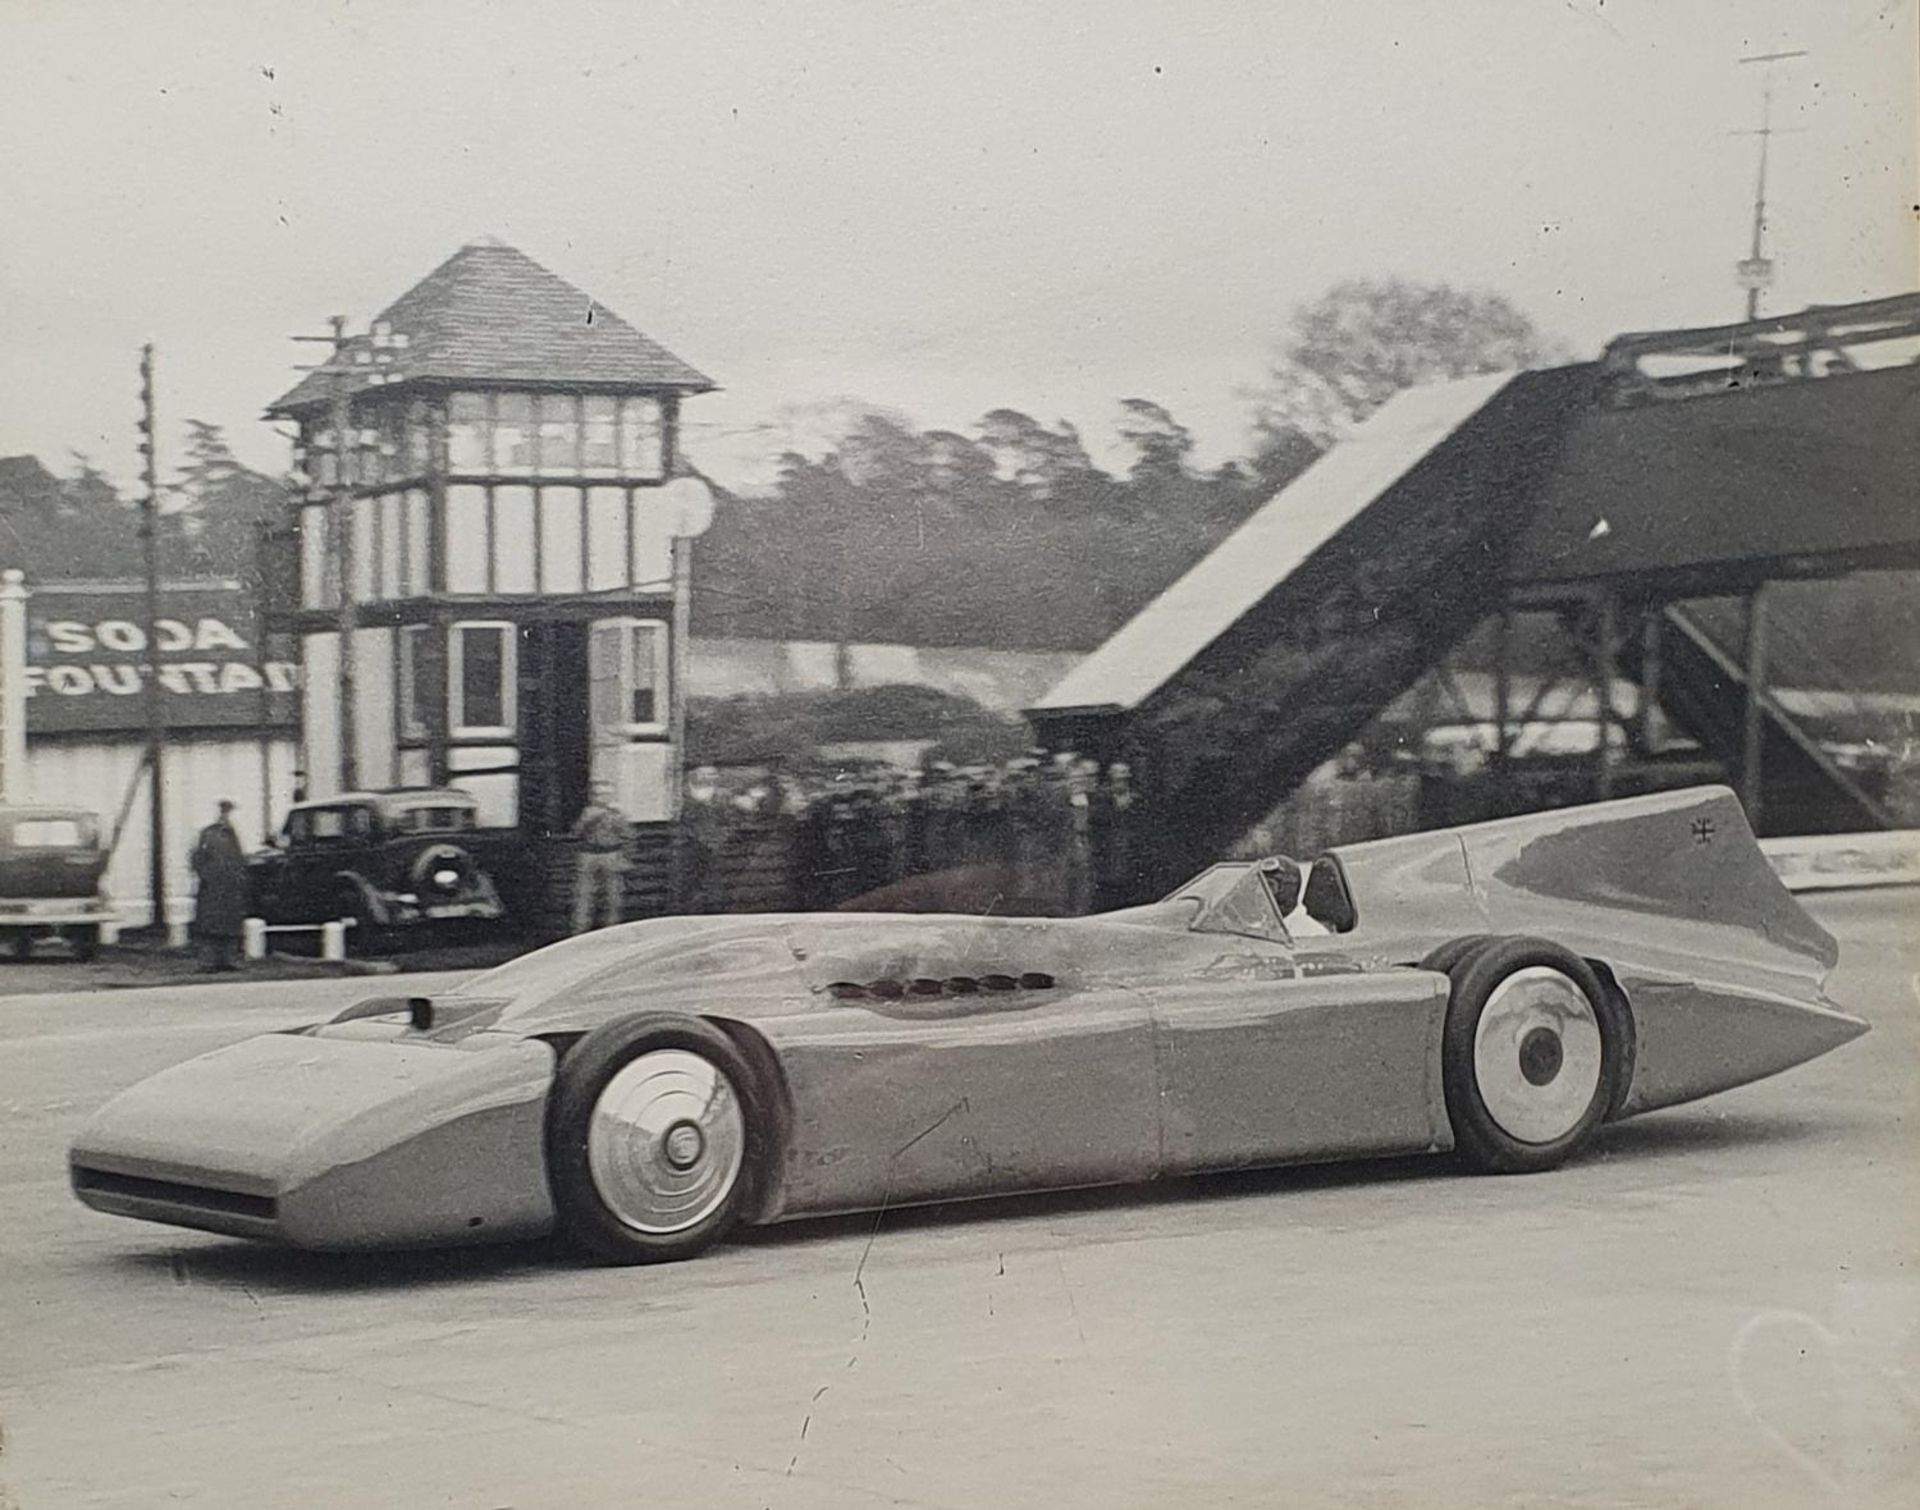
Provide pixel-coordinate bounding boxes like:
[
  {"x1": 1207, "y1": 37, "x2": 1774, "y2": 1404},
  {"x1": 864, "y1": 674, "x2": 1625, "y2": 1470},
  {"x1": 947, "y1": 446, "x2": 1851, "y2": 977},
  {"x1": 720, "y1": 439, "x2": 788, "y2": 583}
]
[{"x1": 268, "y1": 239, "x2": 713, "y2": 413}]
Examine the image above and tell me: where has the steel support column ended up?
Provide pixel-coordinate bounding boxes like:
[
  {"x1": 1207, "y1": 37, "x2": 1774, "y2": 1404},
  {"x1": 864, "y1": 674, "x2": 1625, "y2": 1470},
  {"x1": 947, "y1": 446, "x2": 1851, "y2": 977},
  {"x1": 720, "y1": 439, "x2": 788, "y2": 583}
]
[
  {"x1": 1638, "y1": 606, "x2": 1663, "y2": 753},
  {"x1": 1741, "y1": 584, "x2": 1770, "y2": 826},
  {"x1": 1592, "y1": 587, "x2": 1617, "y2": 800},
  {"x1": 1492, "y1": 601, "x2": 1513, "y2": 769}
]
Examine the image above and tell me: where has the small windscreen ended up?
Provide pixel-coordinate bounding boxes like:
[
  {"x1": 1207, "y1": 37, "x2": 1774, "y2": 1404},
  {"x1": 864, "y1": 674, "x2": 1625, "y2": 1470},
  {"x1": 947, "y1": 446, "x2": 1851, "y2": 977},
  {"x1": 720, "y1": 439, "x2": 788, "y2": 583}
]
[{"x1": 1167, "y1": 863, "x2": 1292, "y2": 944}]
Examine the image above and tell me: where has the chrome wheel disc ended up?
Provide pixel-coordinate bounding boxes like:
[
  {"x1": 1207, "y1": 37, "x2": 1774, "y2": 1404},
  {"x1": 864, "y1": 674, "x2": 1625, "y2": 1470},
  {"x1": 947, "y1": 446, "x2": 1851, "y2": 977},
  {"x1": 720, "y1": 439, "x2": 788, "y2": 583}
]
[
  {"x1": 1472, "y1": 967, "x2": 1603, "y2": 1144},
  {"x1": 586, "y1": 1050, "x2": 745, "y2": 1235}
]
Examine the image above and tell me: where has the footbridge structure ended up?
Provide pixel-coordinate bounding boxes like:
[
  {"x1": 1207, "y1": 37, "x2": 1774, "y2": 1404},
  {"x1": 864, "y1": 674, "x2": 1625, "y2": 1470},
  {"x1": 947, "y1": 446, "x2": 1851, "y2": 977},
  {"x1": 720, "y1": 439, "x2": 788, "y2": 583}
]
[{"x1": 1028, "y1": 294, "x2": 1920, "y2": 899}]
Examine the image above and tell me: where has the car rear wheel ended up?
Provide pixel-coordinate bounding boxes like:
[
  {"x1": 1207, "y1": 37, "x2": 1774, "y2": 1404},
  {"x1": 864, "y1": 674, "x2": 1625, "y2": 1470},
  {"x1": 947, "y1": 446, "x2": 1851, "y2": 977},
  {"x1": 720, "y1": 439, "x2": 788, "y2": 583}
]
[
  {"x1": 332, "y1": 883, "x2": 389, "y2": 957},
  {"x1": 69, "y1": 925, "x2": 100, "y2": 963},
  {"x1": 546, "y1": 1013, "x2": 762, "y2": 1264},
  {"x1": 1441, "y1": 936, "x2": 1622, "y2": 1174},
  {"x1": 1418, "y1": 934, "x2": 1490, "y2": 976}
]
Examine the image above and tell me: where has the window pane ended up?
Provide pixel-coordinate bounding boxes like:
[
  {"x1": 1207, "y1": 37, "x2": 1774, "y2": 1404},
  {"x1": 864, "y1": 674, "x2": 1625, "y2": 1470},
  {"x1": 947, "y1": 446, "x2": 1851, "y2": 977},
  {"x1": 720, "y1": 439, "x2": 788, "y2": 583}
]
[
  {"x1": 631, "y1": 489, "x2": 673, "y2": 586},
  {"x1": 582, "y1": 396, "x2": 618, "y2": 473},
  {"x1": 404, "y1": 488, "x2": 430, "y2": 595},
  {"x1": 379, "y1": 409, "x2": 406, "y2": 478},
  {"x1": 589, "y1": 619, "x2": 667, "y2": 731},
  {"x1": 381, "y1": 493, "x2": 398, "y2": 597},
  {"x1": 312, "y1": 427, "x2": 339, "y2": 489},
  {"x1": 445, "y1": 485, "x2": 489, "y2": 593},
  {"x1": 589, "y1": 622, "x2": 623, "y2": 731},
  {"x1": 493, "y1": 394, "x2": 533, "y2": 474},
  {"x1": 407, "y1": 400, "x2": 432, "y2": 475},
  {"x1": 13, "y1": 818, "x2": 85, "y2": 847},
  {"x1": 628, "y1": 624, "x2": 663, "y2": 726},
  {"x1": 456, "y1": 625, "x2": 507, "y2": 730},
  {"x1": 539, "y1": 487, "x2": 584, "y2": 592},
  {"x1": 587, "y1": 486, "x2": 625, "y2": 590},
  {"x1": 619, "y1": 397, "x2": 663, "y2": 479},
  {"x1": 448, "y1": 393, "x2": 488, "y2": 473},
  {"x1": 398, "y1": 625, "x2": 431, "y2": 738},
  {"x1": 537, "y1": 394, "x2": 580, "y2": 474},
  {"x1": 300, "y1": 504, "x2": 331, "y2": 609},
  {"x1": 494, "y1": 485, "x2": 535, "y2": 593}
]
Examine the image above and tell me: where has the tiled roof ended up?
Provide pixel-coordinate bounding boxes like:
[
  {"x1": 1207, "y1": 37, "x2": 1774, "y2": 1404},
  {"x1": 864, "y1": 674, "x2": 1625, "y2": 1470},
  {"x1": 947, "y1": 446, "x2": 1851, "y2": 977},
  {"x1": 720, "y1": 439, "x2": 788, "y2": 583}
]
[{"x1": 267, "y1": 240, "x2": 713, "y2": 413}]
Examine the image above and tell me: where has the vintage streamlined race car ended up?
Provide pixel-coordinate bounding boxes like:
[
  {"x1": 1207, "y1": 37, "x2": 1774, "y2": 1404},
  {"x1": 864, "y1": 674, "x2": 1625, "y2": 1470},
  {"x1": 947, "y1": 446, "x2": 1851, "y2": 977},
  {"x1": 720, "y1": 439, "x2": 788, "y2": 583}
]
[{"x1": 70, "y1": 787, "x2": 1866, "y2": 1265}]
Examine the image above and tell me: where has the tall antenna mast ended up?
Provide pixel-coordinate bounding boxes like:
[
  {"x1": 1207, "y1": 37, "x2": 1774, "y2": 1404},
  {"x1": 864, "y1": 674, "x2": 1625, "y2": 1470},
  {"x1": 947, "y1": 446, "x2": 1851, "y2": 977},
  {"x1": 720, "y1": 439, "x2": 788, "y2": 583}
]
[{"x1": 1734, "y1": 49, "x2": 1808, "y2": 322}]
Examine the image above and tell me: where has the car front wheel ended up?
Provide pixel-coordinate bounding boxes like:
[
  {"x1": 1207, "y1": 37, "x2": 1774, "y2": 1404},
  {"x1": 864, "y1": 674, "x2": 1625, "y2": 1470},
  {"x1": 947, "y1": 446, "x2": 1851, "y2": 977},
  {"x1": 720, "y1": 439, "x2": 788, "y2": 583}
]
[
  {"x1": 545, "y1": 1013, "x2": 762, "y2": 1264},
  {"x1": 1441, "y1": 936, "x2": 1624, "y2": 1174}
]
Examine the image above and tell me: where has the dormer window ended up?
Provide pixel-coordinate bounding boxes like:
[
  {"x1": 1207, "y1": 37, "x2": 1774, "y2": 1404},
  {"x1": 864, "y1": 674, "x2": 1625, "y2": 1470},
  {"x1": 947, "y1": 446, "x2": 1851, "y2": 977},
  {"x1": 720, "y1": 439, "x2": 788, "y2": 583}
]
[
  {"x1": 537, "y1": 395, "x2": 580, "y2": 473},
  {"x1": 620, "y1": 397, "x2": 663, "y2": 479},
  {"x1": 492, "y1": 395, "x2": 534, "y2": 474}
]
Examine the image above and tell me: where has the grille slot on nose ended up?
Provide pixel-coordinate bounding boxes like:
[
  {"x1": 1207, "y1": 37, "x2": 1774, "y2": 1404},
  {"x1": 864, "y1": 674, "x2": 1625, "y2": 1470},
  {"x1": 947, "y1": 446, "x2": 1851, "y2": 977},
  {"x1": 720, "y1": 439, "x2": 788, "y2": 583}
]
[{"x1": 72, "y1": 1166, "x2": 278, "y2": 1221}]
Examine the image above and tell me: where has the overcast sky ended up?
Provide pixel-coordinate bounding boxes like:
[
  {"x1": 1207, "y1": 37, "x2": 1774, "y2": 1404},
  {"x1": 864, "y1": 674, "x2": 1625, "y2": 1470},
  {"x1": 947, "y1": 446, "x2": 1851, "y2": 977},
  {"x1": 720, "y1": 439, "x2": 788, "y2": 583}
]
[{"x1": 1, "y1": 0, "x2": 1913, "y2": 491}]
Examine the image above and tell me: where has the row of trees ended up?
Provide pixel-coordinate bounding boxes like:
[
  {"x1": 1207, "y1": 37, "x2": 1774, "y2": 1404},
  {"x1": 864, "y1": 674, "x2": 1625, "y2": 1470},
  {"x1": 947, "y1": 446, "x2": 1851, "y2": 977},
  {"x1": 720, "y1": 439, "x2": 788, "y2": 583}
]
[
  {"x1": 1, "y1": 421, "x2": 289, "y2": 584},
  {"x1": 694, "y1": 278, "x2": 1556, "y2": 650},
  {"x1": 8, "y1": 279, "x2": 1557, "y2": 638}
]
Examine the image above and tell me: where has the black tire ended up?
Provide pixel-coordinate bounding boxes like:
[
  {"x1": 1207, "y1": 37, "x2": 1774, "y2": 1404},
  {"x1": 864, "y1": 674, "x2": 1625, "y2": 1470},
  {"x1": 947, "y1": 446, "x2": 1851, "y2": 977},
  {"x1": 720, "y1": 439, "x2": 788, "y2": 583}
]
[
  {"x1": 1441, "y1": 936, "x2": 1622, "y2": 1175},
  {"x1": 69, "y1": 925, "x2": 100, "y2": 963},
  {"x1": 333, "y1": 882, "x2": 389, "y2": 957},
  {"x1": 1418, "y1": 934, "x2": 1490, "y2": 976},
  {"x1": 1, "y1": 930, "x2": 27, "y2": 962},
  {"x1": 546, "y1": 1013, "x2": 764, "y2": 1265}
]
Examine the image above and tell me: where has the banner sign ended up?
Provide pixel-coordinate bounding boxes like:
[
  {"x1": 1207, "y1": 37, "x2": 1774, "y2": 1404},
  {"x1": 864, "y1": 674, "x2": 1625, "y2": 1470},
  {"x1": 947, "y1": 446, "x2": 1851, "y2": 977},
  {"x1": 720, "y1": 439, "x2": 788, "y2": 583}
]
[{"x1": 24, "y1": 582, "x2": 300, "y2": 735}]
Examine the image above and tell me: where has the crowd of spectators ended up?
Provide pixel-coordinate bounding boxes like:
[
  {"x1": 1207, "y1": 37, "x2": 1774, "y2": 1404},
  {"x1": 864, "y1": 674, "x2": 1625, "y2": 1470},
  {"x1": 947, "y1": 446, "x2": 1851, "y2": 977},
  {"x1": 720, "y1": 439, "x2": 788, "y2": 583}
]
[{"x1": 677, "y1": 752, "x2": 1136, "y2": 914}]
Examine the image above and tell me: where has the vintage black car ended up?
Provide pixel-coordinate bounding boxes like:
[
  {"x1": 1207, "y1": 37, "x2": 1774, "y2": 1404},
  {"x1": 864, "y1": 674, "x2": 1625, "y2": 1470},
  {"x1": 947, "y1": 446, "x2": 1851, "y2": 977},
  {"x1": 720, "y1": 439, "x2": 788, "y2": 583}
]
[
  {"x1": 249, "y1": 789, "x2": 505, "y2": 947},
  {"x1": 0, "y1": 804, "x2": 117, "y2": 961}
]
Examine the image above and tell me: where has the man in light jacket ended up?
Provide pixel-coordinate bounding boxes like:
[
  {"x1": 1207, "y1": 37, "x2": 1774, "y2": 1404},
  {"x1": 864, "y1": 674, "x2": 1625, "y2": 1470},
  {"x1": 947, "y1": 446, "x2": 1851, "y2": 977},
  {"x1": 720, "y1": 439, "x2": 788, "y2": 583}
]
[{"x1": 571, "y1": 781, "x2": 631, "y2": 934}]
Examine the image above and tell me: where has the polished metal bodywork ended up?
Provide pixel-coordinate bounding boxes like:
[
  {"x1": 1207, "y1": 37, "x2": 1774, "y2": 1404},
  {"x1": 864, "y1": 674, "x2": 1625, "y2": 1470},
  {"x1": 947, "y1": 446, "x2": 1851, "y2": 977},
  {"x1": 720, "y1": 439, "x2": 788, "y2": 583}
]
[{"x1": 70, "y1": 786, "x2": 1867, "y2": 1252}]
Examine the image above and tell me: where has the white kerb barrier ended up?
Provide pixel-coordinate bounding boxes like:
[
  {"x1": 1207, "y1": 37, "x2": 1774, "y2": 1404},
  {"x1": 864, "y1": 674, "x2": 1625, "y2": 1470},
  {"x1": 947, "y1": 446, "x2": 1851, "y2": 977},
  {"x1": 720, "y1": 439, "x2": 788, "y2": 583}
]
[{"x1": 242, "y1": 916, "x2": 354, "y2": 962}]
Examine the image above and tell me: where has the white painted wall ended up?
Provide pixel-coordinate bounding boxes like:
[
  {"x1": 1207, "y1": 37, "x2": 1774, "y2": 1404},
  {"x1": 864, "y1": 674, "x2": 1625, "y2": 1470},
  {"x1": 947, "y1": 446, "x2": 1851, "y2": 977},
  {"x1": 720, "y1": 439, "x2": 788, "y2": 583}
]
[
  {"x1": 22, "y1": 735, "x2": 301, "y2": 928},
  {"x1": 352, "y1": 626, "x2": 396, "y2": 788},
  {"x1": 303, "y1": 630, "x2": 341, "y2": 795}
]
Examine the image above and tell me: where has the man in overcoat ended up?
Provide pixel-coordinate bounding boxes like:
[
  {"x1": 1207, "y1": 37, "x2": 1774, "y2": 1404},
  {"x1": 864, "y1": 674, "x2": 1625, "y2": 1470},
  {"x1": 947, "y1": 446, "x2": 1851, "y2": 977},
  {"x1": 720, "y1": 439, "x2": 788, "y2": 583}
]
[{"x1": 190, "y1": 799, "x2": 250, "y2": 971}]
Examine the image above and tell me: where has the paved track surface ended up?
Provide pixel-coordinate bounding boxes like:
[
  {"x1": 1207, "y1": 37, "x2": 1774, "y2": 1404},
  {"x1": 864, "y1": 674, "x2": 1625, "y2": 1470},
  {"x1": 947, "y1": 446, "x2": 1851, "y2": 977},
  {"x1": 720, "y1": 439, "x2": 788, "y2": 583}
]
[{"x1": 2, "y1": 894, "x2": 1914, "y2": 1509}]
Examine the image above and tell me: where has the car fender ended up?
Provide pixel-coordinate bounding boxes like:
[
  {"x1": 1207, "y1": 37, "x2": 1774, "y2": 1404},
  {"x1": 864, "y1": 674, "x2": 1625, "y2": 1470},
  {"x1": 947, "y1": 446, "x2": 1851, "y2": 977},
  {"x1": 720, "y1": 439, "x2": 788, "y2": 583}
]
[{"x1": 331, "y1": 870, "x2": 395, "y2": 925}]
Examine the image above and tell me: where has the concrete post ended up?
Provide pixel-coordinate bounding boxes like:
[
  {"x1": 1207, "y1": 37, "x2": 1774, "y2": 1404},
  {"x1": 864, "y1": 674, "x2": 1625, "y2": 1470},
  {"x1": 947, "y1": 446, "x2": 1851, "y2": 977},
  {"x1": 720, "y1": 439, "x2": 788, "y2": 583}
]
[
  {"x1": 243, "y1": 917, "x2": 268, "y2": 960},
  {"x1": 0, "y1": 569, "x2": 26, "y2": 803}
]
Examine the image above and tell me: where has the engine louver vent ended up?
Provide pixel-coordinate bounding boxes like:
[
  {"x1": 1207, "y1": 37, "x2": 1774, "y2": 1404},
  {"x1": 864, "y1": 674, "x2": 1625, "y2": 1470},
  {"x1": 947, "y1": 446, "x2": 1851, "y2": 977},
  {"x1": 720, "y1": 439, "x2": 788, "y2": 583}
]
[{"x1": 826, "y1": 971, "x2": 1058, "y2": 1001}]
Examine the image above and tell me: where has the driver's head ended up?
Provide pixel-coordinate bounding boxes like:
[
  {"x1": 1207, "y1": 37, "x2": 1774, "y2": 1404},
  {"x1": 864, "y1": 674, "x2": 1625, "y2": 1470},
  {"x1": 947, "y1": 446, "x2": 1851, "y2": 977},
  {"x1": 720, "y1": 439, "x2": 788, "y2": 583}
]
[{"x1": 1258, "y1": 856, "x2": 1302, "y2": 917}]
